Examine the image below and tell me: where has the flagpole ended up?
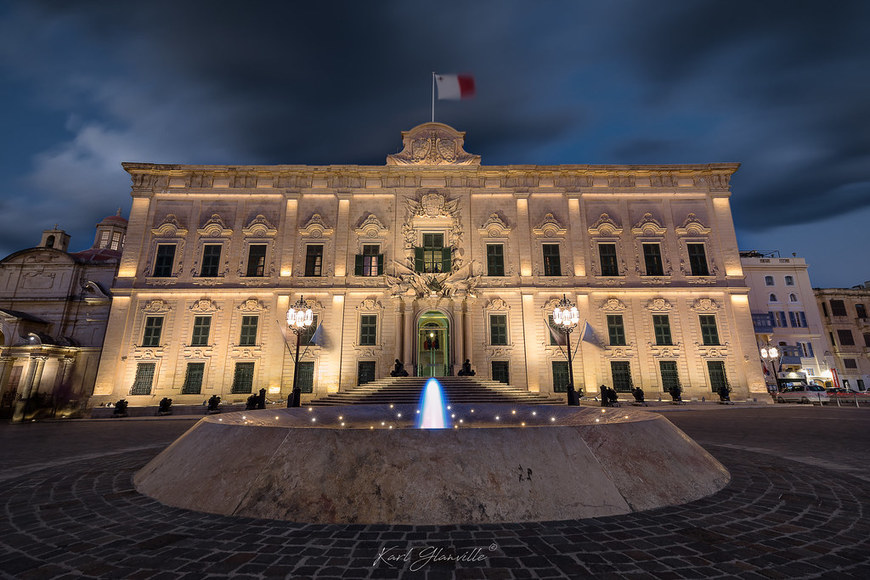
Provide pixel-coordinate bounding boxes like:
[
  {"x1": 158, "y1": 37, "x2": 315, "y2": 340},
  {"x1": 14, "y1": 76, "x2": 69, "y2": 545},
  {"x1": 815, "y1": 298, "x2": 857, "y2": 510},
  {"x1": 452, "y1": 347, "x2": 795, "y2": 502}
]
[{"x1": 431, "y1": 72, "x2": 435, "y2": 122}]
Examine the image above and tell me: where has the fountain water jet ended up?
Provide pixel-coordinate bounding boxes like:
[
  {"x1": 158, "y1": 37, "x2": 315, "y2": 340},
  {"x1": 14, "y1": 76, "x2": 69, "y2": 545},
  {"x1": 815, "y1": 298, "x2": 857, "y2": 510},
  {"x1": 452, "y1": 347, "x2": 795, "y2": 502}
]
[{"x1": 417, "y1": 378, "x2": 449, "y2": 429}]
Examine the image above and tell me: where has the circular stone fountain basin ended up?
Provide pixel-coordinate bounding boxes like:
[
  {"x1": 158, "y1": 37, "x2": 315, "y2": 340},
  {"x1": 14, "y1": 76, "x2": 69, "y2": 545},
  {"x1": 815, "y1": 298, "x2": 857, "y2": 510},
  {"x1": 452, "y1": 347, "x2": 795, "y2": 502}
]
[{"x1": 134, "y1": 404, "x2": 729, "y2": 525}]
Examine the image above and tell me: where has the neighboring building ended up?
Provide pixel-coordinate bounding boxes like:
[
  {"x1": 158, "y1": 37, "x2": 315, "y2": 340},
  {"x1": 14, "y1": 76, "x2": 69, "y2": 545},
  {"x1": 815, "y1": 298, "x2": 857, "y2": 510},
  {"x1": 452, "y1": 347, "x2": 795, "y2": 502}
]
[
  {"x1": 739, "y1": 251, "x2": 827, "y2": 390},
  {"x1": 814, "y1": 282, "x2": 870, "y2": 391},
  {"x1": 92, "y1": 122, "x2": 767, "y2": 406},
  {"x1": 0, "y1": 213, "x2": 127, "y2": 419}
]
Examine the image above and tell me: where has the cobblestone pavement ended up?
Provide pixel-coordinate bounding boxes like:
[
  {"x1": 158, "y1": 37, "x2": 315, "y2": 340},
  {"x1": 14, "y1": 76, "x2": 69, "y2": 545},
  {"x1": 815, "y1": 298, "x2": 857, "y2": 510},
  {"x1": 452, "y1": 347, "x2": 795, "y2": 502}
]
[{"x1": 1, "y1": 413, "x2": 869, "y2": 579}]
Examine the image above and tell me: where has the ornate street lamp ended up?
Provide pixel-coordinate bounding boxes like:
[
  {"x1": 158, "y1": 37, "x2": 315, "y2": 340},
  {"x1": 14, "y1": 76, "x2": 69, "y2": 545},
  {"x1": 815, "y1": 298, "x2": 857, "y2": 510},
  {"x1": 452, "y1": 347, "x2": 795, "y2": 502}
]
[
  {"x1": 552, "y1": 294, "x2": 581, "y2": 406},
  {"x1": 286, "y1": 296, "x2": 314, "y2": 407},
  {"x1": 760, "y1": 344, "x2": 780, "y2": 393}
]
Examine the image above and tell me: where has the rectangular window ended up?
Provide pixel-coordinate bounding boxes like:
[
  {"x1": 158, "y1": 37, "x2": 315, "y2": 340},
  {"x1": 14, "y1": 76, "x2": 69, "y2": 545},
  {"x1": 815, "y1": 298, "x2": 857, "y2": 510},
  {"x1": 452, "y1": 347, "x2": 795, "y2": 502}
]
[
  {"x1": 864, "y1": 333, "x2": 870, "y2": 348},
  {"x1": 181, "y1": 362, "x2": 205, "y2": 394},
  {"x1": 239, "y1": 316, "x2": 259, "y2": 346},
  {"x1": 857, "y1": 304, "x2": 867, "y2": 319},
  {"x1": 821, "y1": 302, "x2": 829, "y2": 317},
  {"x1": 858, "y1": 379, "x2": 866, "y2": 391},
  {"x1": 230, "y1": 362, "x2": 255, "y2": 394},
  {"x1": 547, "y1": 314, "x2": 563, "y2": 346},
  {"x1": 358, "y1": 361, "x2": 376, "y2": 385},
  {"x1": 354, "y1": 244, "x2": 383, "y2": 277},
  {"x1": 707, "y1": 361, "x2": 728, "y2": 393},
  {"x1": 200, "y1": 244, "x2": 222, "y2": 277},
  {"x1": 806, "y1": 341, "x2": 814, "y2": 358},
  {"x1": 599, "y1": 243, "x2": 619, "y2": 276},
  {"x1": 491, "y1": 361, "x2": 510, "y2": 384},
  {"x1": 542, "y1": 244, "x2": 561, "y2": 276},
  {"x1": 190, "y1": 316, "x2": 211, "y2": 346},
  {"x1": 303, "y1": 245, "x2": 323, "y2": 277},
  {"x1": 486, "y1": 244, "x2": 505, "y2": 276},
  {"x1": 359, "y1": 314, "x2": 377, "y2": 346},
  {"x1": 798, "y1": 311, "x2": 807, "y2": 327},
  {"x1": 789, "y1": 311, "x2": 798, "y2": 328},
  {"x1": 653, "y1": 314, "x2": 673, "y2": 346},
  {"x1": 99, "y1": 230, "x2": 110, "y2": 248},
  {"x1": 131, "y1": 362, "x2": 156, "y2": 395},
  {"x1": 246, "y1": 244, "x2": 267, "y2": 277},
  {"x1": 642, "y1": 243, "x2": 664, "y2": 276},
  {"x1": 152, "y1": 244, "x2": 176, "y2": 277},
  {"x1": 142, "y1": 316, "x2": 163, "y2": 347},
  {"x1": 830, "y1": 300, "x2": 847, "y2": 316},
  {"x1": 837, "y1": 329, "x2": 855, "y2": 346},
  {"x1": 552, "y1": 361, "x2": 570, "y2": 393},
  {"x1": 300, "y1": 315, "x2": 319, "y2": 345},
  {"x1": 490, "y1": 314, "x2": 508, "y2": 346},
  {"x1": 699, "y1": 315, "x2": 720, "y2": 345},
  {"x1": 844, "y1": 358, "x2": 858, "y2": 369},
  {"x1": 659, "y1": 361, "x2": 680, "y2": 392},
  {"x1": 687, "y1": 243, "x2": 709, "y2": 276},
  {"x1": 417, "y1": 233, "x2": 448, "y2": 273},
  {"x1": 611, "y1": 361, "x2": 632, "y2": 392},
  {"x1": 607, "y1": 314, "x2": 626, "y2": 346},
  {"x1": 111, "y1": 232, "x2": 123, "y2": 250},
  {"x1": 297, "y1": 361, "x2": 315, "y2": 393}
]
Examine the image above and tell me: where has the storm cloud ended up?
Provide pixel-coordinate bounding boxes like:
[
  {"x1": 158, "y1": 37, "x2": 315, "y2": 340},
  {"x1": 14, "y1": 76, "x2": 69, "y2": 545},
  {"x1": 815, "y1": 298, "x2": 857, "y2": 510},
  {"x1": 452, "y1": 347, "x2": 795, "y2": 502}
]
[{"x1": 1, "y1": 0, "x2": 869, "y2": 285}]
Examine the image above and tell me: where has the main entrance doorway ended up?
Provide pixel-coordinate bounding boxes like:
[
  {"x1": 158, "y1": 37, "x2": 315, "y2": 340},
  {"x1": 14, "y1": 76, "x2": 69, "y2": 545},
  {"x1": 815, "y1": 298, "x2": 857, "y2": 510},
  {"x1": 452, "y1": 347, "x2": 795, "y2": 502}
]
[{"x1": 417, "y1": 311, "x2": 450, "y2": 377}]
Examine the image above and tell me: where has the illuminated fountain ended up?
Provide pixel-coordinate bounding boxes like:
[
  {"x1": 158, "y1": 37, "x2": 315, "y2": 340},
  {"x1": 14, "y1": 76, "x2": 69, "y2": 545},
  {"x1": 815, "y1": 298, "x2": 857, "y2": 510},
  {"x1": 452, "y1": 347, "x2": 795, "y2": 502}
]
[
  {"x1": 417, "y1": 378, "x2": 449, "y2": 429},
  {"x1": 135, "y1": 379, "x2": 729, "y2": 525}
]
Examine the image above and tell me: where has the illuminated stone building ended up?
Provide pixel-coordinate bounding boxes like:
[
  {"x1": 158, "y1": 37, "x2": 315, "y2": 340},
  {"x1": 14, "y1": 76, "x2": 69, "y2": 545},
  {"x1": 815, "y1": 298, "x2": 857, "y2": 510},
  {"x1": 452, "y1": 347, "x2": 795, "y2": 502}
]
[
  {"x1": 92, "y1": 123, "x2": 767, "y2": 405},
  {"x1": 0, "y1": 213, "x2": 127, "y2": 419},
  {"x1": 739, "y1": 252, "x2": 827, "y2": 388},
  {"x1": 814, "y1": 283, "x2": 870, "y2": 391}
]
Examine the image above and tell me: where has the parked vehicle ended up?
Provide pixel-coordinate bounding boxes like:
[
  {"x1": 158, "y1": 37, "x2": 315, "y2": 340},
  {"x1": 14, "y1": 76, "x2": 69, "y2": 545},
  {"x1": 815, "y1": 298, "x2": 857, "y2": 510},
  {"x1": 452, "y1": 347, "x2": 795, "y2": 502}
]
[{"x1": 776, "y1": 384, "x2": 829, "y2": 404}]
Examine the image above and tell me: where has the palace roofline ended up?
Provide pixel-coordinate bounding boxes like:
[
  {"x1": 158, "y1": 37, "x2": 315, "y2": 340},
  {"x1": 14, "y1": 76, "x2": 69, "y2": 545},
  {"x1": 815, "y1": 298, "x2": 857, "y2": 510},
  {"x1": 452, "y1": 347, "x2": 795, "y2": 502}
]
[{"x1": 122, "y1": 161, "x2": 741, "y2": 174}]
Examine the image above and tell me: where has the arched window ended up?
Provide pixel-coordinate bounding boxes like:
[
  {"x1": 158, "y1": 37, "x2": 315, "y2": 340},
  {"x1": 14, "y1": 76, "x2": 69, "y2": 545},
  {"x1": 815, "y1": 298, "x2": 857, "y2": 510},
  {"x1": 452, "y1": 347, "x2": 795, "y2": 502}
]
[
  {"x1": 785, "y1": 275, "x2": 794, "y2": 286},
  {"x1": 764, "y1": 275, "x2": 774, "y2": 286},
  {"x1": 45, "y1": 235, "x2": 55, "y2": 248},
  {"x1": 769, "y1": 293, "x2": 778, "y2": 302},
  {"x1": 789, "y1": 293, "x2": 798, "y2": 302}
]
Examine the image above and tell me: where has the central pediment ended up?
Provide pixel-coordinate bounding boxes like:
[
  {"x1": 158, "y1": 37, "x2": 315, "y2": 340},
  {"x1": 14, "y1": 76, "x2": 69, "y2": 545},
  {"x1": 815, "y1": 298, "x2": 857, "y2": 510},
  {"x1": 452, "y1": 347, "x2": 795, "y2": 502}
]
[{"x1": 387, "y1": 123, "x2": 480, "y2": 166}]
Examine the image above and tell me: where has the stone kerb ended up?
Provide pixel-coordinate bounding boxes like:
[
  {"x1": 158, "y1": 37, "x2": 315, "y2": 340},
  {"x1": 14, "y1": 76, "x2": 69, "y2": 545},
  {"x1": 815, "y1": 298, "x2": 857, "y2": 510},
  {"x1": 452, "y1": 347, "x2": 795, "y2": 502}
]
[{"x1": 134, "y1": 405, "x2": 729, "y2": 525}]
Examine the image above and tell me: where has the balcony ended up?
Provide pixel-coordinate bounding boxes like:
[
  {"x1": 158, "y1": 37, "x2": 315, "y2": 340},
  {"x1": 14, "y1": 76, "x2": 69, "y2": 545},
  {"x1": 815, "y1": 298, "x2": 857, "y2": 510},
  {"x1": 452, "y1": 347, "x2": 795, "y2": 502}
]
[{"x1": 752, "y1": 313, "x2": 773, "y2": 334}]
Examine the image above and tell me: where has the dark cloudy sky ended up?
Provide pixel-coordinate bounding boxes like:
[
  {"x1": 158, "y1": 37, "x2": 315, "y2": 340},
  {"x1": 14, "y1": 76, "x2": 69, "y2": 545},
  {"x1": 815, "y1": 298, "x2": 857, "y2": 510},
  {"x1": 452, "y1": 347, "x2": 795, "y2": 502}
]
[{"x1": 1, "y1": 0, "x2": 869, "y2": 287}]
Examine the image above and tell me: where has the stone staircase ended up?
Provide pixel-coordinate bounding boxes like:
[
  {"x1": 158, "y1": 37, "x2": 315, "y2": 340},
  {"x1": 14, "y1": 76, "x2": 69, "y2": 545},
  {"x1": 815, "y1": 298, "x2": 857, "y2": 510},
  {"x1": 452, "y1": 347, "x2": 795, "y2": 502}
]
[{"x1": 308, "y1": 376, "x2": 564, "y2": 406}]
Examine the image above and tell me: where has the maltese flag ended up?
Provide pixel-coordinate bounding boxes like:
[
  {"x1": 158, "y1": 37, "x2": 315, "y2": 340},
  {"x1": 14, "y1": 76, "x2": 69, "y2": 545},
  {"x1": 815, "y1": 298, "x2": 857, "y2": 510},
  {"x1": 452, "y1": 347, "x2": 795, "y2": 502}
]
[{"x1": 435, "y1": 74, "x2": 476, "y2": 100}]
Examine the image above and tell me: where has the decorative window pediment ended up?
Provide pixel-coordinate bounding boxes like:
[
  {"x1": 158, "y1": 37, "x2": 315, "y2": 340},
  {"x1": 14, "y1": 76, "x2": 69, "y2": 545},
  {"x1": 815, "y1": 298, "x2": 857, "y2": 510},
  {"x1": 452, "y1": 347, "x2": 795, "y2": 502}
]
[
  {"x1": 486, "y1": 297, "x2": 510, "y2": 311},
  {"x1": 587, "y1": 213, "x2": 622, "y2": 236},
  {"x1": 691, "y1": 298, "x2": 719, "y2": 312},
  {"x1": 631, "y1": 213, "x2": 666, "y2": 236},
  {"x1": 356, "y1": 297, "x2": 384, "y2": 311},
  {"x1": 189, "y1": 298, "x2": 220, "y2": 313},
  {"x1": 354, "y1": 213, "x2": 388, "y2": 239},
  {"x1": 646, "y1": 297, "x2": 673, "y2": 312},
  {"x1": 238, "y1": 298, "x2": 268, "y2": 312},
  {"x1": 242, "y1": 215, "x2": 278, "y2": 238},
  {"x1": 142, "y1": 299, "x2": 172, "y2": 314},
  {"x1": 151, "y1": 214, "x2": 187, "y2": 237},
  {"x1": 601, "y1": 298, "x2": 626, "y2": 312},
  {"x1": 533, "y1": 213, "x2": 567, "y2": 237},
  {"x1": 675, "y1": 213, "x2": 711, "y2": 236},
  {"x1": 478, "y1": 212, "x2": 512, "y2": 238},
  {"x1": 298, "y1": 213, "x2": 333, "y2": 238},
  {"x1": 197, "y1": 214, "x2": 233, "y2": 238}
]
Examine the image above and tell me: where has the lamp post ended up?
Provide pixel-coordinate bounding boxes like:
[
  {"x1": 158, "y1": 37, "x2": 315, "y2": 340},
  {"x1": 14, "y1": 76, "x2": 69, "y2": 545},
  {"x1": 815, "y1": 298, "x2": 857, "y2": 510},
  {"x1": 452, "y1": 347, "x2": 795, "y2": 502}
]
[
  {"x1": 552, "y1": 294, "x2": 581, "y2": 406},
  {"x1": 760, "y1": 343, "x2": 780, "y2": 394},
  {"x1": 286, "y1": 296, "x2": 314, "y2": 408}
]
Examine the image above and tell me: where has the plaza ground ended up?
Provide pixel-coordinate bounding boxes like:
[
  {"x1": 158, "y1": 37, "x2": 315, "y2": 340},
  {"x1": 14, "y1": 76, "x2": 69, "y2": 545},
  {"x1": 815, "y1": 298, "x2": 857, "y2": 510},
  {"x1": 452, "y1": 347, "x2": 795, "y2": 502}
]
[{"x1": 1, "y1": 405, "x2": 869, "y2": 578}]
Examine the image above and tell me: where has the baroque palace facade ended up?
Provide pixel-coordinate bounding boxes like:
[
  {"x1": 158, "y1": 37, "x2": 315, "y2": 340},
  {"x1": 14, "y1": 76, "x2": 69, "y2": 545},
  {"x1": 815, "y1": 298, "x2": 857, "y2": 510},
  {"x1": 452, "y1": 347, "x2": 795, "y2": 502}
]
[{"x1": 92, "y1": 123, "x2": 767, "y2": 405}]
